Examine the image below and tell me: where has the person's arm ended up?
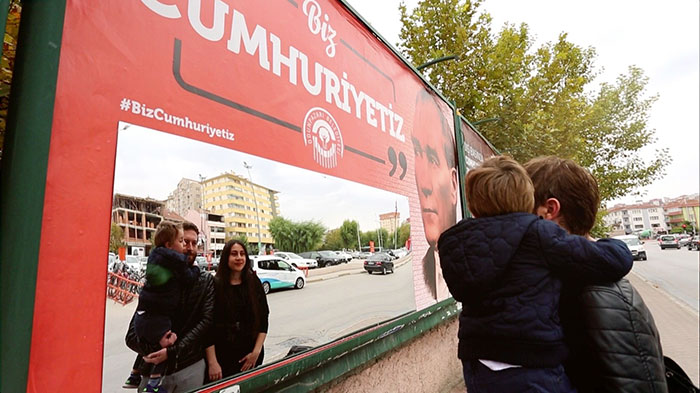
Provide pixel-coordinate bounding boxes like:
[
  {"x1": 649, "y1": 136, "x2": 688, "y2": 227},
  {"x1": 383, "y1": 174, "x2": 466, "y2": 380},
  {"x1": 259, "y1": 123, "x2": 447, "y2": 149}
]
[
  {"x1": 125, "y1": 313, "x2": 151, "y2": 355},
  {"x1": 537, "y1": 220, "x2": 633, "y2": 283},
  {"x1": 165, "y1": 275, "x2": 215, "y2": 361},
  {"x1": 238, "y1": 332, "x2": 267, "y2": 372},
  {"x1": 205, "y1": 345, "x2": 222, "y2": 381}
]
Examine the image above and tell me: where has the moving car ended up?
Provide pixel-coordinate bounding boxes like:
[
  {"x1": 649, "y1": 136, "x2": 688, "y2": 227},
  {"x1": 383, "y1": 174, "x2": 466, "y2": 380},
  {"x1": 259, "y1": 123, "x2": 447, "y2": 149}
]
[
  {"x1": 274, "y1": 251, "x2": 318, "y2": 269},
  {"x1": 678, "y1": 235, "x2": 692, "y2": 247},
  {"x1": 251, "y1": 255, "x2": 306, "y2": 294},
  {"x1": 612, "y1": 235, "x2": 647, "y2": 261},
  {"x1": 363, "y1": 253, "x2": 395, "y2": 275},
  {"x1": 659, "y1": 234, "x2": 681, "y2": 250},
  {"x1": 687, "y1": 236, "x2": 700, "y2": 251}
]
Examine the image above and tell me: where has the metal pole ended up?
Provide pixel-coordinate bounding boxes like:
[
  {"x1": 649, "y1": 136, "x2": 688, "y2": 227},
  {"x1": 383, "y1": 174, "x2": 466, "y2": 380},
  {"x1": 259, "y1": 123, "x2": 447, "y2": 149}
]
[
  {"x1": 416, "y1": 54, "x2": 459, "y2": 71},
  {"x1": 198, "y1": 174, "x2": 207, "y2": 256},
  {"x1": 243, "y1": 162, "x2": 263, "y2": 255}
]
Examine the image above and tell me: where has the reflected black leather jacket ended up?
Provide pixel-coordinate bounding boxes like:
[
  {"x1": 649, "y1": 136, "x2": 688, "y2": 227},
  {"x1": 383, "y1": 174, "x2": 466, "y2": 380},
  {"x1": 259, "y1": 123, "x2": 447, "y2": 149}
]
[
  {"x1": 562, "y1": 278, "x2": 668, "y2": 393},
  {"x1": 126, "y1": 271, "x2": 214, "y2": 374}
]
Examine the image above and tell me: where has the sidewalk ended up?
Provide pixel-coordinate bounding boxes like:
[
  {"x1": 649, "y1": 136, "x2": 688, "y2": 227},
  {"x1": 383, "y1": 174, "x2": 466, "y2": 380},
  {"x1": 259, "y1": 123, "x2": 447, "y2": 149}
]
[{"x1": 447, "y1": 271, "x2": 699, "y2": 392}]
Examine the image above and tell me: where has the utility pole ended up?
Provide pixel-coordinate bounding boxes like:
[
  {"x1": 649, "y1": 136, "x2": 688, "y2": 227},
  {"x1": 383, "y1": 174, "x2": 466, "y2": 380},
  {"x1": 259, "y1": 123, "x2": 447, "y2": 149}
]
[
  {"x1": 198, "y1": 174, "x2": 207, "y2": 256},
  {"x1": 356, "y1": 222, "x2": 361, "y2": 252},
  {"x1": 243, "y1": 161, "x2": 264, "y2": 255}
]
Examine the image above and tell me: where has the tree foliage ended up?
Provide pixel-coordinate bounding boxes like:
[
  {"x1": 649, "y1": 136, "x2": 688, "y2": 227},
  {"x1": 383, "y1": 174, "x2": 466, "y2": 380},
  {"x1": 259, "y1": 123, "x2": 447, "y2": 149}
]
[
  {"x1": 109, "y1": 223, "x2": 125, "y2": 253},
  {"x1": 268, "y1": 216, "x2": 325, "y2": 253},
  {"x1": 339, "y1": 220, "x2": 359, "y2": 249},
  {"x1": 398, "y1": 0, "x2": 670, "y2": 203}
]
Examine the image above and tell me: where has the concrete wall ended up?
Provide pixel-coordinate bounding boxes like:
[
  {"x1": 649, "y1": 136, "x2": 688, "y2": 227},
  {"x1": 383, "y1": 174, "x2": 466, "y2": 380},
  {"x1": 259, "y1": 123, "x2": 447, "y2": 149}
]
[{"x1": 317, "y1": 317, "x2": 463, "y2": 393}]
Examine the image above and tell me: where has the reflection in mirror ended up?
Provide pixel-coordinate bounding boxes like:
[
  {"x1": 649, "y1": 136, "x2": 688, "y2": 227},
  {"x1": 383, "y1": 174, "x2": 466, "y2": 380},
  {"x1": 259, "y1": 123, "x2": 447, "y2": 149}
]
[{"x1": 102, "y1": 122, "x2": 414, "y2": 392}]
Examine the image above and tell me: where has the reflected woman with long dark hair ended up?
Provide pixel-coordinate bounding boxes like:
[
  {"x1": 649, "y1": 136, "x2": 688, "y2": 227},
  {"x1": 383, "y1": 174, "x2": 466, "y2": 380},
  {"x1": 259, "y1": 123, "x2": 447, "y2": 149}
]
[{"x1": 205, "y1": 240, "x2": 269, "y2": 380}]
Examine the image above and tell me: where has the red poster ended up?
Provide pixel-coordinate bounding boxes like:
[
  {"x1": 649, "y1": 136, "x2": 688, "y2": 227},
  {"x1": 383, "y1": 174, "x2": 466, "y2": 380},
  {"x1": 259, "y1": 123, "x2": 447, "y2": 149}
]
[{"x1": 26, "y1": 1, "x2": 462, "y2": 390}]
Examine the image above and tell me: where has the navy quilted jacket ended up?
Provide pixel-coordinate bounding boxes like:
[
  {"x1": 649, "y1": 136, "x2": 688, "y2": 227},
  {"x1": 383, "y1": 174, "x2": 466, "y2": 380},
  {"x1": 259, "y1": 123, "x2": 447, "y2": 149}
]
[{"x1": 438, "y1": 212, "x2": 633, "y2": 367}]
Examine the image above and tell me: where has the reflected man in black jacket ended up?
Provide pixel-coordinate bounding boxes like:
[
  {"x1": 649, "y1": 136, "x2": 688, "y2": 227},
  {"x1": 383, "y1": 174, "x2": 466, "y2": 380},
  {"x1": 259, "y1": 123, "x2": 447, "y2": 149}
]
[{"x1": 126, "y1": 221, "x2": 215, "y2": 392}]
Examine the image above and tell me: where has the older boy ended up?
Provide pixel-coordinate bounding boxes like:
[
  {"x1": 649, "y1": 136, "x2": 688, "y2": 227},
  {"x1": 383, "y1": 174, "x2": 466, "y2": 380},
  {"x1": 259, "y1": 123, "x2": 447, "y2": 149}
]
[{"x1": 438, "y1": 156, "x2": 633, "y2": 393}]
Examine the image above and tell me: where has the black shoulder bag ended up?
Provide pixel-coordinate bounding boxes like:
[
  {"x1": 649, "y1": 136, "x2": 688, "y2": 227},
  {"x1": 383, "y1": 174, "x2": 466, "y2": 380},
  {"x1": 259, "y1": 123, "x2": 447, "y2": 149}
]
[{"x1": 665, "y1": 356, "x2": 699, "y2": 393}]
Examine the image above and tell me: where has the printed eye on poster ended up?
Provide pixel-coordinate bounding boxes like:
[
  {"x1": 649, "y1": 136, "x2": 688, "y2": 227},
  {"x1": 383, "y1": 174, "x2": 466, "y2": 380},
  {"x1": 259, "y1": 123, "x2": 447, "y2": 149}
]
[{"x1": 18, "y1": 0, "x2": 466, "y2": 391}]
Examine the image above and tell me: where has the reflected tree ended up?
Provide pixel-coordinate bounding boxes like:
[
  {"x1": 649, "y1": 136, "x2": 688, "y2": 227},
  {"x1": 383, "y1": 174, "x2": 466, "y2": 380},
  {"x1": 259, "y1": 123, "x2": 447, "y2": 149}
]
[
  {"x1": 269, "y1": 216, "x2": 325, "y2": 253},
  {"x1": 109, "y1": 222, "x2": 124, "y2": 253}
]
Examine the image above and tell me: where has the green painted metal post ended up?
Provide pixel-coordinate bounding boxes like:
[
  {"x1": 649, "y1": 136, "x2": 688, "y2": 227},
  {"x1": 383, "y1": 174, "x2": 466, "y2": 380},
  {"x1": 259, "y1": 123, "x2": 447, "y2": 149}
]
[
  {"x1": 0, "y1": 1, "x2": 66, "y2": 391},
  {"x1": 452, "y1": 102, "x2": 469, "y2": 218}
]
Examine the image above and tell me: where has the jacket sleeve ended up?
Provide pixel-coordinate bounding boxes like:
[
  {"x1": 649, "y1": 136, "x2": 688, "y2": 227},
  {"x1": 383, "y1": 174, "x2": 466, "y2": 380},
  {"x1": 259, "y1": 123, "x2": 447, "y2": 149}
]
[
  {"x1": 537, "y1": 221, "x2": 633, "y2": 283},
  {"x1": 255, "y1": 276, "x2": 270, "y2": 334},
  {"x1": 166, "y1": 275, "x2": 215, "y2": 361}
]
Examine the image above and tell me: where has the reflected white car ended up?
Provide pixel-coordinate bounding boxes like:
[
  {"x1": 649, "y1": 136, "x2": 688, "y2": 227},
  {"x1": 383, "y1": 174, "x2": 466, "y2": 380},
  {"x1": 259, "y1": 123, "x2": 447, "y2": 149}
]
[
  {"x1": 273, "y1": 252, "x2": 318, "y2": 269},
  {"x1": 251, "y1": 255, "x2": 306, "y2": 294}
]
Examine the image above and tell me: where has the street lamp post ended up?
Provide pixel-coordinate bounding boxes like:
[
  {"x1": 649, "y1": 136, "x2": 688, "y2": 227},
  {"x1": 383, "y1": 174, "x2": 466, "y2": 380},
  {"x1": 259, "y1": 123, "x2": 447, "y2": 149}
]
[
  {"x1": 198, "y1": 174, "x2": 207, "y2": 256},
  {"x1": 243, "y1": 162, "x2": 264, "y2": 255}
]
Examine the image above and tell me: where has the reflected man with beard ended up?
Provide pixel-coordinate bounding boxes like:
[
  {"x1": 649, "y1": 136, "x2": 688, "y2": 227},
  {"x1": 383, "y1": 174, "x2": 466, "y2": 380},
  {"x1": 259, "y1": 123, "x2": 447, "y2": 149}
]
[{"x1": 411, "y1": 90, "x2": 458, "y2": 300}]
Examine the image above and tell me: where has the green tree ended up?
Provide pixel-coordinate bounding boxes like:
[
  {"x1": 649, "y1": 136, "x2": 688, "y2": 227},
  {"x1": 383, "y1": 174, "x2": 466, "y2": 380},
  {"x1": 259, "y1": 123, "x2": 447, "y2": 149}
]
[
  {"x1": 339, "y1": 220, "x2": 360, "y2": 249},
  {"x1": 397, "y1": 221, "x2": 411, "y2": 248},
  {"x1": 226, "y1": 233, "x2": 250, "y2": 251},
  {"x1": 109, "y1": 223, "x2": 124, "y2": 253},
  {"x1": 399, "y1": 0, "x2": 670, "y2": 203},
  {"x1": 268, "y1": 216, "x2": 325, "y2": 253},
  {"x1": 322, "y1": 228, "x2": 345, "y2": 250}
]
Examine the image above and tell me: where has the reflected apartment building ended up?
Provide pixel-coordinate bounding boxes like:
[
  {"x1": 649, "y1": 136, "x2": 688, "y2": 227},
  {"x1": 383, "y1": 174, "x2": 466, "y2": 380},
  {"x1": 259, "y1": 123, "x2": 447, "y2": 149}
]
[
  {"x1": 201, "y1": 172, "x2": 280, "y2": 253},
  {"x1": 112, "y1": 193, "x2": 185, "y2": 256}
]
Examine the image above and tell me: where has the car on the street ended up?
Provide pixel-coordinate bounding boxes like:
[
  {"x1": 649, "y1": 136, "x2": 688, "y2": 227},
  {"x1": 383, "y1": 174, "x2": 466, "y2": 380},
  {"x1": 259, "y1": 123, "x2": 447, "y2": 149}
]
[
  {"x1": 273, "y1": 251, "x2": 318, "y2": 269},
  {"x1": 391, "y1": 248, "x2": 409, "y2": 258},
  {"x1": 363, "y1": 252, "x2": 395, "y2": 275},
  {"x1": 678, "y1": 235, "x2": 692, "y2": 247},
  {"x1": 687, "y1": 236, "x2": 700, "y2": 251},
  {"x1": 659, "y1": 234, "x2": 681, "y2": 250},
  {"x1": 612, "y1": 235, "x2": 647, "y2": 261},
  {"x1": 251, "y1": 255, "x2": 305, "y2": 294},
  {"x1": 299, "y1": 250, "x2": 344, "y2": 267}
]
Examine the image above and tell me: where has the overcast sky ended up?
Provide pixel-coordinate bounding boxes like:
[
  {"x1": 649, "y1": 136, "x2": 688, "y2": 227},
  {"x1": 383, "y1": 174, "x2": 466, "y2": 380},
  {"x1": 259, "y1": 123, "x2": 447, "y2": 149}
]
[{"x1": 345, "y1": 0, "x2": 700, "y2": 206}]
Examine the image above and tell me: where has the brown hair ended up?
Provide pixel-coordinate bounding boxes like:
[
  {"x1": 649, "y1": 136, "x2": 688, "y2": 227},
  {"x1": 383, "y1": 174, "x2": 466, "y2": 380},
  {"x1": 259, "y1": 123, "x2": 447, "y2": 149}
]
[
  {"x1": 215, "y1": 240, "x2": 263, "y2": 334},
  {"x1": 182, "y1": 221, "x2": 199, "y2": 235},
  {"x1": 465, "y1": 155, "x2": 535, "y2": 218},
  {"x1": 153, "y1": 221, "x2": 182, "y2": 247},
  {"x1": 524, "y1": 156, "x2": 600, "y2": 235}
]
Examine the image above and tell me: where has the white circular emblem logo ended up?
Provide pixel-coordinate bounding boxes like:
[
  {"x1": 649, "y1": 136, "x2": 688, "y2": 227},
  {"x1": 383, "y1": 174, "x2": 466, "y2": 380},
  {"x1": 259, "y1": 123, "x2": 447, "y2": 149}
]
[{"x1": 303, "y1": 107, "x2": 344, "y2": 168}]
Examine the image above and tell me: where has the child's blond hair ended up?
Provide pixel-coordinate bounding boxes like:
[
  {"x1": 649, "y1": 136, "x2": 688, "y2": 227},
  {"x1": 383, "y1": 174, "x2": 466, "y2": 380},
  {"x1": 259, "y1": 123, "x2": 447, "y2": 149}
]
[
  {"x1": 153, "y1": 221, "x2": 182, "y2": 248},
  {"x1": 465, "y1": 156, "x2": 534, "y2": 218}
]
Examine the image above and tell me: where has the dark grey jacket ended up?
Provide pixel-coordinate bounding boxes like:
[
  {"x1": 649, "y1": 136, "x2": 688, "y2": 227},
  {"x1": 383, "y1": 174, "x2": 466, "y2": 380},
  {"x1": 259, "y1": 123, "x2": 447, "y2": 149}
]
[{"x1": 562, "y1": 278, "x2": 668, "y2": 393}]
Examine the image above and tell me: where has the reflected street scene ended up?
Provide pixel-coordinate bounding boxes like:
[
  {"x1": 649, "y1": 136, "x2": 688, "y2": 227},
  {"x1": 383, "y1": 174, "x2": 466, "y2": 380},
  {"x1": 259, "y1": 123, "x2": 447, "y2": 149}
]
[{"x1": 102, "y1": 122, "x2": 414, "y2": 392}]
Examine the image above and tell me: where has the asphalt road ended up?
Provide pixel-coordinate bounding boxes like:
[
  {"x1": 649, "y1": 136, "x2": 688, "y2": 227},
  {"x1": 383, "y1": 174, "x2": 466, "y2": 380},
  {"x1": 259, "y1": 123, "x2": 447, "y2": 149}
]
[
  {"x1": 631, "y1": 240, "x2": 699, "y2": 312},
  {"x1": 101, "y1": 260, "x2": 414, "y2": 393}
]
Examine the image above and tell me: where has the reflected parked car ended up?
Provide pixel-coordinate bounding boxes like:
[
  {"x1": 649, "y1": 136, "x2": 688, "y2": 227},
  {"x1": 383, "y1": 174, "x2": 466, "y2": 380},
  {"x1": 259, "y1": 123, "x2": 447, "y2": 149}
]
[
  {"x1": 274, "y1": 251, "x2": 318, "y2": 269},
  {"x1": 299, "y1": 251, "x2": 343, "y2": 268},
  {"x1": 687, "y1": 236, "x2": 700, "y2": 251},
  {"x1": 363, "y1": 253, "x2": 395, "y2": 275},
  {"x1": 334, "y1": 251, "x2": 352, "y2": 262},
  {"x1": 678, "y1": 235, "x2": 692, "y2": 247},
  {"x1": 659, "y1": 234, "x2": 681, "y2": 250},
  {"x1": 251, "y1": 255, "x2": 305, "y2": 294}
]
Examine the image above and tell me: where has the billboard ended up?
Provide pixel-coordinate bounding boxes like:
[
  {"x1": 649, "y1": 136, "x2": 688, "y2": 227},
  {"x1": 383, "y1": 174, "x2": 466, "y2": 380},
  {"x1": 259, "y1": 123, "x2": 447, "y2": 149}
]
[{"x1": 12, "y1": 1, "x2": 470, "y2": 391}]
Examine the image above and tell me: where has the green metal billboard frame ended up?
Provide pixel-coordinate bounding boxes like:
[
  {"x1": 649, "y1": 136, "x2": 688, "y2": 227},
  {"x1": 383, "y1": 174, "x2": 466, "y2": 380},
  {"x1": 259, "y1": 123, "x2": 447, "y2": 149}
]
[{"x1": 0, "y1": 1, "x2": 66, "y2": 391}]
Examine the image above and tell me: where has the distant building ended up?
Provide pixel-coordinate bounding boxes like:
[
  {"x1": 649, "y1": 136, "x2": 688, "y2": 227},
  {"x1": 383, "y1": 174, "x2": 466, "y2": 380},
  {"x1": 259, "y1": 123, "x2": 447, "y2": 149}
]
[
  {"x1": 379, "y1": 212, "x2": 400, "y2": 234},
  {"x1": 604, "y1": 194, "x2": 699, "y2": 235},
  {"x1": 201, "y1": 172, "x2": 280, "y2": 251},
  {"x1": 112, "y1": 193, "x2": 184, "y2": 256},
  {"x1": 165, "y1": 178, "x2": 202, "y2": 217}
]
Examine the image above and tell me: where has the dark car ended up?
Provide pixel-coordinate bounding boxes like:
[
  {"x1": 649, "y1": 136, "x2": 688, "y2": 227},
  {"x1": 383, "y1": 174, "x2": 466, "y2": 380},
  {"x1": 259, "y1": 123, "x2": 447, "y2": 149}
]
[
  {"x1": 299, "y1": 250, "x2": 343, "y2": 268},
  {"x1": 363, "y1": 253, "x2": 394, "y2": 275}
]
